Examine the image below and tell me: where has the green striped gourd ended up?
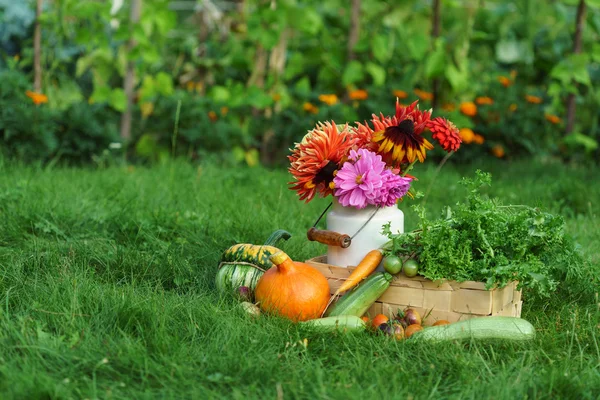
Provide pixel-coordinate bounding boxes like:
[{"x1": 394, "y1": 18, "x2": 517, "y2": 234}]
[{"x1": 215, "y1": 229, "x2": 291, "y2": 297}]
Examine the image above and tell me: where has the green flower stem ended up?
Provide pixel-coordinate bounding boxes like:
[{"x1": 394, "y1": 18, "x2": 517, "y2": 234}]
[{"x1": 401, "y1": 160, "x2": 418, "y2": 177}]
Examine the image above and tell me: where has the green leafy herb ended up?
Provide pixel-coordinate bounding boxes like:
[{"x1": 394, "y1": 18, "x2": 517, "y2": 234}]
[{"x1": 382, "y1": 170, "x2": 586, "y2": 298}]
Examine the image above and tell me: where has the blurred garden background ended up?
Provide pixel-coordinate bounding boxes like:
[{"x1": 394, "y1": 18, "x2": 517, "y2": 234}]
[
  {"x1": 2, "y1": 1, "x2": 600, "y2": 398},
  {"x1": 1, "y1": 0, "x2": 599, "y2": 166}
]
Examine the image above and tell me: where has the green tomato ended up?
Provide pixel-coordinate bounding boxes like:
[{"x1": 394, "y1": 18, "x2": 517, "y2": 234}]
[
  {"x1": 383, "y1": 255, "x2": 403, "y2": 275},
  {"x1": 403, "y1": 259, "x2": 419, "y2": 278}
]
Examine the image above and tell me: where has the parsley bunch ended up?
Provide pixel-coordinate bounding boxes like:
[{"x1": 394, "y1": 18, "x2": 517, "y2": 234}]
[{"x1": 382, "y1": 170, "x2": 586, "y2": 298}]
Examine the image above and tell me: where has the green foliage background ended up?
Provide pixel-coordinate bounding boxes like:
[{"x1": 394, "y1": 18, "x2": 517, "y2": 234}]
[{"x1": 1, "y1": 0, "x2": 600, "y2": 164}]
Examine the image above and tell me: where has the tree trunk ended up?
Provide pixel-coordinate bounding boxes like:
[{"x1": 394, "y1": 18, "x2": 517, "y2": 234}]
[
  {"x1": 261, "y1": 29, "x2": 290, "y2": 165},
  {"x1": 431, "y1": 0, "x2": 441, "y2": 109},
  {"x1": 347, "y1": 0, "x2": 360, "y2": 61},
  {"x1": 565, "y1": 0, "x2": 586, "y2": 135},
  {"x1": 34, "y1": 0, "x2": 43, "y2": 92},
  {"x1": 120, "y1": 0, "x2": 142, "y2": 142}
]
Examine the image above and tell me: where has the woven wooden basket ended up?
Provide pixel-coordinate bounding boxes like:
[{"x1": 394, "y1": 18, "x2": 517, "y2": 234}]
[{"x1": 306, "y1": 255, "x2": 523, "y2": 324}]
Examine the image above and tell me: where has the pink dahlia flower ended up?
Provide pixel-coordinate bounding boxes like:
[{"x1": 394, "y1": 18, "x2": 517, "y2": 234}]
[
  {"x1": 372, "y1": 171, "x2": 412, "y2": 207},
  {"x1": 333, "y1": 149, "x2": 385, "y2": 209}
]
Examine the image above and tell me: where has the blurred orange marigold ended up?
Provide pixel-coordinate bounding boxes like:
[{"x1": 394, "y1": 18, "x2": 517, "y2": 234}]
[
  {"x1": 525, "y1": 95, "x2": 542, "y2": 104},
  {"x1": 348, "y1": 89, "x2": 368, "y2": 100},
  {"x1": 498, "y1": 76, "x2": 513, "y2": 87},
  {"x1": 414, "y1": 88, "x2": 433, "y2": 101},
  {"x1": 491, "y1": 145, "x2": 505, "y2": 158},
  {"x1": 442, "y1": 103, "x2": 456, "y2": 112},
  {"x1": 473, "y1": 134, "x2": 485, "y2": 145},
  {"x1": 208, "y1": 111, "x2": 218, "y2": 122},
  {"x1": 26, "y1": 90, "x2": 48, "y2": 105},
  {"x1": 475, "y1": 96, "x2": 494, "y2": 105},
  {"x1": 459, "y1": 101, "x2": 477, "y2": 117},
  {"x1": 393, "y1": 90, "x2": 408, "y2": 99},
  {"x1": 509, "y1": 103, "x2": 518, "y2": 112},
  {"x1": 303, "y1": 102, "x2": 319, "y2": 114},
  {"x1": 318, "y1": 94, "x2": 338, "y2": 106},
  {"x1": 545, "y1": 114, "x2": 562, "y2": 124},
  {"x1": 459, "y1": 128, "x2": 475, "y2": 144}
]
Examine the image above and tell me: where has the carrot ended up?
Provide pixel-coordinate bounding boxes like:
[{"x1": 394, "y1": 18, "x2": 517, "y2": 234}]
[
  {"x1": 320, "y1": 249, "x2": 384, "y2": 317},
  {"x1": 335, "y1": 249, "x2": 383, "y2": 295}
]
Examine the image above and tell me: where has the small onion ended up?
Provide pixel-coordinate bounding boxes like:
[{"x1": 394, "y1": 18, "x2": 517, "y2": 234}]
[
  {"x1": 404, "y1": 308, "x2": 422, "y2": 326},
  {"x1": 379, "y1": 322, "x2": 405, "y2": 340},
  {"x1": 238, "y1": 286, "x2": 252, "y2": 302},
  {"x1": 391, "y1": 323, "x2": 405, "y2": 340},
  {"x1": 378, "y1": 323, "x2": 393, "y2": 335}
]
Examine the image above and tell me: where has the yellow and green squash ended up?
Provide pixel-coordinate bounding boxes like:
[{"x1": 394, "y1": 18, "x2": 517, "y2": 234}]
[{"x1": 215, "y1": 229, "x2": 291, "y2": 297}]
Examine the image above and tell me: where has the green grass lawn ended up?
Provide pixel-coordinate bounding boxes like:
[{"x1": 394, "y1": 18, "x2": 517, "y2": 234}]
[{"x1": 0, "y1": 157, "x2": 599, "y2": 399}]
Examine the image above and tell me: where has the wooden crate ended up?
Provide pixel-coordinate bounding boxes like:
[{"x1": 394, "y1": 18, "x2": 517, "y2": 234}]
[{"x1": 306, "y1": 255, "x2": 523, "y2": 324}]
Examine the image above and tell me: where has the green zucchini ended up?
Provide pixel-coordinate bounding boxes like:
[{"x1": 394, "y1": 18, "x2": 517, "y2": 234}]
[
  {"x1": 325, "y1": 272, "x2": 393, "y2": 317},
  {"x1": 215, "y1": 229, "x2": 291, "y2": 296},
  {"x1": 300, "y1": 315, "x2": 366, "y2": 332},
  {"x1": 412, "y1": 316, "x2": 535, "y2": 342}
]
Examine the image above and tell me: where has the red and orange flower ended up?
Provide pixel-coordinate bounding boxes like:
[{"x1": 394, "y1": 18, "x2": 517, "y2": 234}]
[
  {"x1": 288, "y1": 121, "x2": 360, "y2": 202},
  {"x1": 288, "y1": 99, "x2": 462, "y2": 204},
  {"x1": 371, "y1": 100, "x2": 433, "y2": 166},
  {"x1": 427, "y1": 117, "x2": 461, "y2": 152}
]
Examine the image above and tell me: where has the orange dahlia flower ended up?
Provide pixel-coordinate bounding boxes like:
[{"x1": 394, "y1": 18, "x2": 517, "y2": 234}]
[{"x1": 288, "y1": 121, "x2": 360, "y2": 202}]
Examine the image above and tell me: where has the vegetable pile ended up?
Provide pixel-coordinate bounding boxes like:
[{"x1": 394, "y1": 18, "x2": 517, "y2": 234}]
[{"x1": 381, "y1": 170, "x2": 586, "y2": 298}]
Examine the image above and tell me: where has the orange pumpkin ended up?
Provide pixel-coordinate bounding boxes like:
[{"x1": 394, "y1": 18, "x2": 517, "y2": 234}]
[{"x1": 254, "y1": 251, "x2": 330, "y2": 322}]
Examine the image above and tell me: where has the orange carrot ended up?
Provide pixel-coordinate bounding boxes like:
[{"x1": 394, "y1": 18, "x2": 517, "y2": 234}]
[
  {"x1": 320, "y1": 249, "x2": 385, "y2": 317},
  {"x1": 335, "y1": 249, "x2": 383, "y2": 294}
]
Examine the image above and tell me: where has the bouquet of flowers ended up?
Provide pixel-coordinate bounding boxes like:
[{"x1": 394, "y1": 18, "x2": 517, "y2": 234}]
[{"x1": 288, "y1": 99, "x2": 462, "y2": 209}]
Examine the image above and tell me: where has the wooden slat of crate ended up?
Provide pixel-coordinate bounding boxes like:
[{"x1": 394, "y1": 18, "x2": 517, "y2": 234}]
[
  {"x1": 423, "y1": 288, "x2": 453, "y2": 311},
  {"x1": 307, "y1": 256, "x2": 522, "y2": 321},
  {"x1": 367, "y1": 302, "x2": 382, "y2": 317},
  {"x1": 451, "y1": 288, "x2": 493, "y2": 315},
  {"x1": 491, "y1": 282, "x2": 515, "y2": 314},
  {"x1": 378, "y1": 286, "x2": 425, "y2": 307}
]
